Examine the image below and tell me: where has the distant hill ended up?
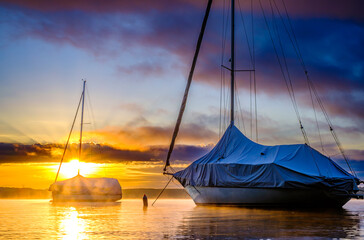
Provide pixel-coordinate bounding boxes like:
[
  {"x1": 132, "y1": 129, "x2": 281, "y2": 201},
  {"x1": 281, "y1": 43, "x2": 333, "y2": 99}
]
[
  {"x1": 0, "y1": 187, "x2": 51, "y2": 199},
  {"x1": 0, "y1": 187, "x2": 190, "y2": 199}
]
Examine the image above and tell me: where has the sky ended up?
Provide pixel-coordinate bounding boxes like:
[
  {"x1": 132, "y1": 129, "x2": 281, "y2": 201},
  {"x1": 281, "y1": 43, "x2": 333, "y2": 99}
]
[{"x1": 0, "y1": 0, "x2": 363, "y2": 189}]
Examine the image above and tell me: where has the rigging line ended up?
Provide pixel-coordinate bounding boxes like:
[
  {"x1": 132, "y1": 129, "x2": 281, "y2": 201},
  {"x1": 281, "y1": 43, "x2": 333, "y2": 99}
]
[
  {"x1": 170, "y1": 177, "x2": 183, "y2": 189},
  {"x1": 269, "y1": 0, "x2": 309, "y2": 144},
  {"x1": 86, "y1": 84, "x2": 97, "y2": 132},
  {"x1": 270, "y1": 0, "x2": 296, "y2": 103},
  {"x1": 251, "y1": 0, "x2": 256, "y2": 68},
  {"x1": 222, "y1": 0, "x2": 230, "y2": 55},
  {"x1": 223, "y1": 70, "x2": 227, "y2": 133},
  {"x1": 223, "y1": 1, "x2": 230, "y2": 133},
  {"x1": 254, "y1": 71, "x2": 258, "y2": 141},
  {"x1": 79, "y1": 80, "x2": 86, "y2": 166},
  {"x1": 151, "y1": 176, "x2": 174, "y2": 207},
  {"x1": 260, "y1": 0, "x2": 292, "y2": 103},
  {"x1": 235, "y1": 76, "x2": 246, "y2": 134},
  {"x1": 225, "y1": 70, "x2": 229, "y2": 130},
  {"x1": 164, "y1": 0, "x2": 213, "y2": 172},
  {"x1": 309, "y1": 80, "x2": 357, "y2": 177},
  {"x1": 280, "y1": 0, "x2": 306, "y2": 70},
  {"x1": 308, "y1": 78, "x2": 324, "y2": 152},
  {"x1": 169, "y1": 165, "x2": 176, "y2": 174},
  {"x1": 220, "y1": 0, "x2": 227, "y2": 138},
  {"x1": 273, "y1": 0, "x2": 320, "y2": 147},
  {"x1": 219, "y1": 71, "x2": 223, "y2": 138},
  {"x1": 251, "y1": 0, "x2": 258, "y2": 141},
  {"x1": 222, "y1": 1, "x2": 230, "y2": 132},
  {"x1": 85, "y1": 84, "x2": 101, "y2": 162},
  {"x1": 278, "y1": 0, "x2": 355, "y2": 175},
  {"x1": 250, "y1": 71, "x2": 253, "y2": 138},
  {"x1": 54, "y1": 92, "x2": 83, "y2": 183},
  {"x1": 259, "y1": 0, "x2": 308, "y2": 144},
  {"x1": 278, "y1": 0, "x2": 356, "y2": 177},
  {"x1": 271, "y1": 0, "x2": 304, "y2": 70},
  {"x1": 234, "y1": 77, "x2": 240, "y2": 130},
  {"x1": 237, "y1": 0, "x2": 254, "y2": 65},
  {"x1": 271, "y1": 0, "x2": 309, "y2": 144},
  {"x1": 230, "y1": 0, "x2": 235, "y2": 124},
  {"x1": 271, "y1": 0, "x2": 322, "y2": 148}
]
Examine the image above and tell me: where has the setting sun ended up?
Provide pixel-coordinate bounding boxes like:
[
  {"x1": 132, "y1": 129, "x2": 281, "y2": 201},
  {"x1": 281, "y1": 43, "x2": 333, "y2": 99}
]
[{"x1": 58, "y1": 159, "x2": 98, "y2": 178}]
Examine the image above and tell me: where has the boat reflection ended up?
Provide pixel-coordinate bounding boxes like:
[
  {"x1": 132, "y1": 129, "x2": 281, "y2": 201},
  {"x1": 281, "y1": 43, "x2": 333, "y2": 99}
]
[{"x1": 175, "y1": 205, "x2": 361, "y2": 239}]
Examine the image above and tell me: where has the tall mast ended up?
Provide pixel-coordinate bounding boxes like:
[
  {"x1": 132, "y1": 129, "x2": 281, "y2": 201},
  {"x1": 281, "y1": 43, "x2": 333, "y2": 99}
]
[
  {"x1": 230, "y1": 0, "x2": 235, "y2": 125},
  {"x1": 78, "y1": 80, "x2": 86, "y2": 175},
  {"x1": 163, "y1": 0, "x2": 213, "y2": 172}
]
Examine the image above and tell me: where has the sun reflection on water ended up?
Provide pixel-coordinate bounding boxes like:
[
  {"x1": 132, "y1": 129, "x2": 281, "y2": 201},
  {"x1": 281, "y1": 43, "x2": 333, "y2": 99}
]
[{"x1": 60, "y1": 207, "x2": 86, "y2": 240}]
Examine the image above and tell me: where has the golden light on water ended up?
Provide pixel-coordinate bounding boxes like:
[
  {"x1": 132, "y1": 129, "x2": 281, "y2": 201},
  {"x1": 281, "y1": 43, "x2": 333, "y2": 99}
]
[{"x1": 60, "y1": 207, "x2": 86, "y2": 240}]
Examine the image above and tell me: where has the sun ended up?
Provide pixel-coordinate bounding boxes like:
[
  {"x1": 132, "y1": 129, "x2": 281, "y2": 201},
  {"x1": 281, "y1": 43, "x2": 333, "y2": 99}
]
[{"x1": 59, "y1": 159, "x2": 98, "y2": 179}]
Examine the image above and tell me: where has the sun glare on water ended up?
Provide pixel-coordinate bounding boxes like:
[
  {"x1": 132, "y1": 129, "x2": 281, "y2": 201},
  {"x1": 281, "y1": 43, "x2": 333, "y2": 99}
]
[{"x1": 59, "y1": 159, "x2": 98, "y2": 178}]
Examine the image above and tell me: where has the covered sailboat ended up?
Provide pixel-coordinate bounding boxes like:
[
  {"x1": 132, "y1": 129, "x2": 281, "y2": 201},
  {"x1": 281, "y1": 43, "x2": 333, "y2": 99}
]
[
  {"x1": 174, "y1": 124, "x2": 358, "y2": 206},
  {"x1": 162, "y1": 0, "x2": 361, "y2": 207},
  {"x1": 49, "y1": 81, "x2": 122, "y2": 202},
  {"x1": 50, "y1": 175, "x2": 122, "y2": 202}
]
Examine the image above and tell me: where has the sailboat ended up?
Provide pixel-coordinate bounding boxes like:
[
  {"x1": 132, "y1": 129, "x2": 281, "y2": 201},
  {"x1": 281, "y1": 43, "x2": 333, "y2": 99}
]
[
  {"x1": 49, "y1": 80, "x2": 122, "y2": 202},
  {"x1": 163, "y1": 0, "x2": 361, "y2": 207}
]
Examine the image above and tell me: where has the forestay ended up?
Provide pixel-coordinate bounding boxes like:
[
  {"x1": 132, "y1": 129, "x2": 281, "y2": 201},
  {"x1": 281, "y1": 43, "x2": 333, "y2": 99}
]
[{"x1": 174, "y1": 124, "x2": 359, "y2": 193}]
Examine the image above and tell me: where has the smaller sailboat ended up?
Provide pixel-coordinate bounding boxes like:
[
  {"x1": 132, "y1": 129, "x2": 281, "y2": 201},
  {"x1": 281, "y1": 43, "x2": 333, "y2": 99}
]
[{"x1": 49, "y1": 80, "x2": 122, "y2": 202}]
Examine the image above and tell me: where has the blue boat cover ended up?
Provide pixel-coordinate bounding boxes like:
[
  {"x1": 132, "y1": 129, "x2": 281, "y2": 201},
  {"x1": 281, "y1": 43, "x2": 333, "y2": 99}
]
[{"x1": 174, "y1": 124, "x2": 359, "y2": 193}]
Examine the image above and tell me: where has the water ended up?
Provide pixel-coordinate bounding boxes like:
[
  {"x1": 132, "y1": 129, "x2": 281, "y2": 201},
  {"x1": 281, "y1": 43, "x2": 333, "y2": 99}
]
[{"x1": 0, "y1": 199, "x2": 364, "y2": 239}]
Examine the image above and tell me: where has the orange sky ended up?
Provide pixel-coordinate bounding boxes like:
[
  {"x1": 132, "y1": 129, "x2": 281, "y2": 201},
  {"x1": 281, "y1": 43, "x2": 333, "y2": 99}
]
[{"x1": 0, "y1": 161, "x2": 188, "y2": 189}]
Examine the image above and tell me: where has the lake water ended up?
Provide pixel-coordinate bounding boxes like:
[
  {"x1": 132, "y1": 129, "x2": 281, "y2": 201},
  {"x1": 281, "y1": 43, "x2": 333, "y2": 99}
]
[{"x1": 0, "y1": 199, "x2": 364, "y2": 239}]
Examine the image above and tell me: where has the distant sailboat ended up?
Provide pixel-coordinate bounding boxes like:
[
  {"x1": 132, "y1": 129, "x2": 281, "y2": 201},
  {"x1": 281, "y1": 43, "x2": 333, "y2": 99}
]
[
  {"x1": 49, "y1": 80, "x2": 122, "y2": 202},
  {"x1": 163, "y1": 0, "x2": 361, "y2": 207}
]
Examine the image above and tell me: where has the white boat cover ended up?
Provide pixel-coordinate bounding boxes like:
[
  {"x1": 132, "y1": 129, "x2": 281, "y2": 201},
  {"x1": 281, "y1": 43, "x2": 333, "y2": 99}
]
[
  {"x1": 49, "y1": 175, "x2": 122, "y2": 195},
  {"x1": 174, "y1": 125, "x2": 359, "y2": 193}
]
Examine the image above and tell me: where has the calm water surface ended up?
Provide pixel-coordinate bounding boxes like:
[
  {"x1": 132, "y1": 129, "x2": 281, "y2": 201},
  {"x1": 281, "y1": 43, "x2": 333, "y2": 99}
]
[{"x1": 0, "y1": 199, "x2": 364, "y2": 239}]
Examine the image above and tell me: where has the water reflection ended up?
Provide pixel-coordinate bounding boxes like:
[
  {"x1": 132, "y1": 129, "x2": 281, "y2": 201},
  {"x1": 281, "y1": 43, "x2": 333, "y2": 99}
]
[
  {"x1": 50, "y1": 202, "x2": 121, "y2": 239},
  {"x1": 176, "y1": 205, "x2": 361, "y2": 239},
  {"x1": 59, "y1": 207, "x2": 86, "y2": 239},
  {"x1": 0, "y1": 200, "x2": 363, "y2": 239}
]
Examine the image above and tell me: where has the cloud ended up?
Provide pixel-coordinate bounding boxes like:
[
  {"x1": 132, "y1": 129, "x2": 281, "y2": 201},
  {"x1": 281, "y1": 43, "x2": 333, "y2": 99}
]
[
  {"x1": 1, "y1": 140, "x2": 362, "y2": 178},
  {"x1": 1, "y1": 0, "x2": 363, "y2": 126},
  {"x1": 0, "y1": 0, "x2": 202, "y2": 13},
  {"x1": 0, "y1": 142, "x2": 211, "y2": 164},
  {"x1": 320, "y1": 92, "x2": 364, "y2": 121},
  {"x1": 91, "y1": 123, "x2": 218, "y2": 150},
  {"x1": 1, "y1": 0, "x2": 363, "y2": 20}
]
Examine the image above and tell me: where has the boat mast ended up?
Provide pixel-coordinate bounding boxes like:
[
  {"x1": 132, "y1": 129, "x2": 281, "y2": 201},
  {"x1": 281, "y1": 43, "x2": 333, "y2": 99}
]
[
  {"x1": 230, "y1": 0, "x2": 235, "y2": 125},
  {"x1": 78, "y1": 80, "x2": 86, "y2": 175},
  {"x1": 163, "y1": 0, "x2": 213, "y2": 172}
]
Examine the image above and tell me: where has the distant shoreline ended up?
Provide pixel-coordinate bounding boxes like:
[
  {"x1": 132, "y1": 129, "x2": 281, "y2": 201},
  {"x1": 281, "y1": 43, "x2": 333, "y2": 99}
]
[
  {"x1": 2, "y1": 187, "x2": 362, "y2": 200},
  {"x1": 0, "y1": 187, "x2": 190, "y2": 199}
]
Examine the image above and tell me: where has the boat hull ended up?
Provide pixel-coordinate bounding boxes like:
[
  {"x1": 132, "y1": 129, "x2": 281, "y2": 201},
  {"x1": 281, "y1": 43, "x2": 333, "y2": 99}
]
[
  {"x1": 52, "y1": 192, "x2": 122, "y2": 202},
  {"x1": 184, "y1": 186, "x2": 351, "y2": 208}
]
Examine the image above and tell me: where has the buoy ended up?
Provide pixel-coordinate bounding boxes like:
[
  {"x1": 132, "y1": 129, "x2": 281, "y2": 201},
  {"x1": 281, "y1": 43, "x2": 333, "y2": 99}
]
[{"x1": 143, "y1": 194, "x2": 148, "y2": 207}]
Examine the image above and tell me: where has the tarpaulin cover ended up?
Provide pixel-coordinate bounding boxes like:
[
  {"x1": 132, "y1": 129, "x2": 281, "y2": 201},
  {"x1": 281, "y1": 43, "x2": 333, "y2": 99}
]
[
  {"x1": 49, "y1": 175, "x2": 122, "y2": 195},
  {"x1": 174, "y1": 125, "x2": 358, "y2": 193}
]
